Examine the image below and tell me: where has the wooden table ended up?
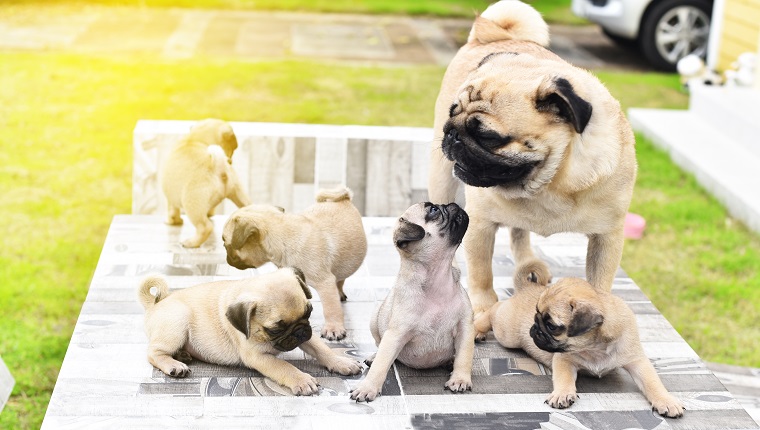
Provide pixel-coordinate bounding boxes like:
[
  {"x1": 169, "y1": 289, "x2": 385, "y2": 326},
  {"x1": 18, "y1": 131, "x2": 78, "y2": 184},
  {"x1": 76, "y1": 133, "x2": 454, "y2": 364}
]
[{"x1": 42, "y1": 215, "x2": 759, "y2": 429}]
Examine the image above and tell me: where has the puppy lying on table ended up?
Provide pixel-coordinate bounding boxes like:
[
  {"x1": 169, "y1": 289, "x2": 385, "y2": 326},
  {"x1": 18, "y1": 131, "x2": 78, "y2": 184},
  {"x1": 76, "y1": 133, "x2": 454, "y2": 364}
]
[
  {"x1": 161, "y1": 118, "x2": 251, "y2": 248},
  {"x1": 475, "y1": 260, "x2": 685, "y2": 418},
  {"x1": 223, "y1": 187, "x2": 367, "y2": 341},
  {"x1": 350, "y1": 202, "x2": 474, "y2": 402},
  {"x1": 138, "y1": 267, "x2": 362, "y2": 396}
]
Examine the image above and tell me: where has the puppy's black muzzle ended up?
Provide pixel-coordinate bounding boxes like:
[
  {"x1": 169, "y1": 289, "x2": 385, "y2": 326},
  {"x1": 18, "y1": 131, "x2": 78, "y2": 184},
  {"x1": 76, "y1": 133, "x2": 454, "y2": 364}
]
[
  {"x1": 441, "y1": 125, "x2": 538, "y2": 188},
  {"x1": 272, "y1": 323, "x2": 312, "y2": 352},
  {"x1": 530, "y1": 314, "x2": 566, "y2": 353},
  {"x1": 424, "y1": 202, "x2": 469, "y2": 245}
]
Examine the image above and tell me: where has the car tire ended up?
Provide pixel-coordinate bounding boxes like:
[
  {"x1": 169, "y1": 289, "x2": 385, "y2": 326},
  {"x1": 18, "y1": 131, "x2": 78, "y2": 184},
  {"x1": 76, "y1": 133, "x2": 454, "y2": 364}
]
[{"x1": 639, "y1": 0, "x2": 712, "y2": 71}]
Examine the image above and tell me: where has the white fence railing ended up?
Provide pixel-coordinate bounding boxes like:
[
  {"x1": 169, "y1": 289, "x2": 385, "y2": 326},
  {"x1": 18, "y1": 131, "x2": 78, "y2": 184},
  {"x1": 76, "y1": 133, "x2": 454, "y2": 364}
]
[{"x1": 133, "y1": 120, "x2": 434, "y2": 217}]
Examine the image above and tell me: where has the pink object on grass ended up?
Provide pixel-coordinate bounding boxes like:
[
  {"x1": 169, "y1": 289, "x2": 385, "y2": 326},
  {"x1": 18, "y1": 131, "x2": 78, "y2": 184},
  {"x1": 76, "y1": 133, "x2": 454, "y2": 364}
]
[{"x1": 624, "y1": 212, "x2": 646, "y2": 239}]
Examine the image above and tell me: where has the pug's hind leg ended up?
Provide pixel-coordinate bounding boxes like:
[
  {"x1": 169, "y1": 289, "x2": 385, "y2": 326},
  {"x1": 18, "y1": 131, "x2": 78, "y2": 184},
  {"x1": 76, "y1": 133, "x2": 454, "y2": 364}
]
[
  {"x1": 510, "y1": 227, "x2": 538, "y2": 265},
  {"x1": 313, "y1": 275, "x2": 347, "y2": 341},
  {"x1": 146, "y1": 314, "x2": 191, "y2": 378},
  {"x1": 166, "y1": 204, "x2": 183, "y2": 226},
  {"x1": 337, "y1": 279, "x2": 347, "y2": 302}
]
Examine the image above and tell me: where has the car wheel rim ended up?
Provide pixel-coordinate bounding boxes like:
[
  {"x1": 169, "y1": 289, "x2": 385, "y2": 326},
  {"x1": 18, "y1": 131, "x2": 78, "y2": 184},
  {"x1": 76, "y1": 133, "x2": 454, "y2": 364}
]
[{"x1": 655, "y1": 6, "x2": 711, "y2": 65}]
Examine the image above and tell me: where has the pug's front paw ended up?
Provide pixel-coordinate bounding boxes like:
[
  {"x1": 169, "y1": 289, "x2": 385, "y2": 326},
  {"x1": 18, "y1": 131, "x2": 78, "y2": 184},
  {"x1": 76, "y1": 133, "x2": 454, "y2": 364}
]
[
  {"x1": 651, "y1": 395, "x2": 685, "y2": 418},
  {"x1": 288, "y1": 373, "x2": 319, "y2": 396},
  {"x1": 349, "y1": 382, "x2": 380, "y2": 402},
  {"x1": 445, "y1": 374, "x2": 472, "y2": 393},
  {"x1": 320, "y1": 323, "x2": 347, "y2": 341},
  {"x1": 546, "y1": 390, "x2": 577, "y2": 409},
  {"x1": 327, "y1": 356, "x2": 363, "y2": 376}
]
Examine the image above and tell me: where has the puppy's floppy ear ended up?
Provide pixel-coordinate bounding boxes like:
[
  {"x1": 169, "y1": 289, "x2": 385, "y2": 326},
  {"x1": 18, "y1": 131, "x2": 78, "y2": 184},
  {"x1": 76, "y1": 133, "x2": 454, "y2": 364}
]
[
  {"x1": 226, "y1": 301, "x2": 257, "y2": 339},
  {"x1": 536, "y1": 77, "x2": 593, "y2": 134},
  {"x1": 567, "y1": 299, "x2": 604, "y2": 337},
  {"x1": 229, "y1": 217, "x2": 260, "y2": 249},
  {"x1": 291, "y1": 267, "x2": 312, "y2": 299},
  {"x1": 394, "y1": 219, "x2": 426, "y2": 249}
]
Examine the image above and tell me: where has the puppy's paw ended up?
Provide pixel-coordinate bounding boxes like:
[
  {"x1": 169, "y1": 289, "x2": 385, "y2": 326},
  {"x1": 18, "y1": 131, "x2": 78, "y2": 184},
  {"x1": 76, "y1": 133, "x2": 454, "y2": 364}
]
[
  {"x1": 163, "y1": 362, "x2": 191, "y2": 378},
  {"x1": 326, "y1": 356, "x2": 363, "y2": 376},
  {"x1": 363, "y1": 353, "x2": 376, "y2": 367},
  {"x1": 474, "y1": 331, "x2": 488, "y2": 342},
  {"x1": 445, "y1": 374, "x2": 472, "y2": 393},
  {"x1": 174, "y1": 350, "x2": 193, "y2": 364},
  {"x1": 288, "y1": 373, "x2": 319, "y2": 396},
  {"x1": 545, "y1": 391, "x2": 578, "y2": 409},
  {"x1": 651, "y1": 395, "x2": 685, "y2": 418},
  {"x1": 320, "y1": 324, "x2": 347, "y2": 341},
  {"x1": 180, "y1": 238, "x2": 202, "y2": 248},
  {"x1": 349, "y1": 382, "x2": 381, "y2": 402}
]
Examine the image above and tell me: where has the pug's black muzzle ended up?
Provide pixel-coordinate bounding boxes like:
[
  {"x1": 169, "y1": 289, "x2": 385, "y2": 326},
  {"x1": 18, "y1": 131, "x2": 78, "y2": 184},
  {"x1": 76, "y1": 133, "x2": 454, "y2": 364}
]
[
  {"x1": 271, "y1": 323, "x2": 312, "y2": 352},
  {"x1": 441, "y1": 126, "x2": 538, "y2": 188},
  {"x1": 530, "y1": 315, "x2": 566, "y2": 353},
  {"x1": 425, "y1": 202, "x2": 469, "y2": 245}
]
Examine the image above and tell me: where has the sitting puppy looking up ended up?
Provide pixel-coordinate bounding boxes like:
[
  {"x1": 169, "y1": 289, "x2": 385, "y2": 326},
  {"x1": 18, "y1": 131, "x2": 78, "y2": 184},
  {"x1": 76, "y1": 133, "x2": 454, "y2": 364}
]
[
  {"x1": 350, "y1": 202, "x2": 474, "y2": 402},
  {"x1": 475, "y1": 260, "x2": 684, "y2": 418},
  {"x1": 223, "y1": 187, "x2": 367, "y2": 341},
  {"x1": 161, "y1": 118, "x2": 251, "y2": 248},
  {"x1": 138, "y1": 267, "x2": 362, "y2": 396}
]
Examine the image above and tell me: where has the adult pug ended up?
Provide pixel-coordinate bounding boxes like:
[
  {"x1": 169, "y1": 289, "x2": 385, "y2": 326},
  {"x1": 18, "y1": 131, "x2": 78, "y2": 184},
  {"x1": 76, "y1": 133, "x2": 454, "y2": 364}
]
[
  {"x1": 350, "y1": 202, "x2": 474, "y2": 402},
  {"x1": 428, "y1": 0, "x2": 637, "y2": 317},
  {"x1": 161, "y1": 118, "x2": 251, "y2": 248},
  {"x1": 475, "y1": 260, "x2": 684, "y2": 417},
  {"x1": 138, "y1": 267, "x2": 362, "y2": 396},
  {"x1": 223, "y1": 187, "x2": 367, "y2": 341}
]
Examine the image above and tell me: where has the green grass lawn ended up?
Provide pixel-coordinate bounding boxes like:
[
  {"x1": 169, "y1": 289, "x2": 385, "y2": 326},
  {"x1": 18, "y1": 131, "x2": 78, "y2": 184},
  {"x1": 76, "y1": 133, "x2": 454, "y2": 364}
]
[
  {"x1": 2, "y1": 51, "x2": 759, "y2": 429},
  {"x1": 8, "y1": 0, "x2": 586, "y2": 23}
]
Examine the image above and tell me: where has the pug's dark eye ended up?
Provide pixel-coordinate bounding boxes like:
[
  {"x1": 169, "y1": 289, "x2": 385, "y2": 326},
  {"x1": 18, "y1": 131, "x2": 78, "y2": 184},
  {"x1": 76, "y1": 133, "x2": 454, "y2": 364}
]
[
  {"x1": 428, "y1": 206, "x2": 439, "y2": 216},
  {"x1": 545, "y1": 321, "x2": 557, "y2": 331}
]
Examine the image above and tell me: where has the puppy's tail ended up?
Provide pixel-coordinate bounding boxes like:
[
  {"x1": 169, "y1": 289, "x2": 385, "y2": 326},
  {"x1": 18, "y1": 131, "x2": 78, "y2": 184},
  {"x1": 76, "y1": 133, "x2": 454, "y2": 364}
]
[
  {"x1": 513, "y1": 258, "x2": 552, "y2": 291},
  {"x1": 138, "y1": 275, "x2": 170, "y2": 310},
  {"x1": 468, "y1": 0, "x2": 550, "y2": 47},
  {"x1": 315, "y1": 186, "x2": 353, "y2": 203}
]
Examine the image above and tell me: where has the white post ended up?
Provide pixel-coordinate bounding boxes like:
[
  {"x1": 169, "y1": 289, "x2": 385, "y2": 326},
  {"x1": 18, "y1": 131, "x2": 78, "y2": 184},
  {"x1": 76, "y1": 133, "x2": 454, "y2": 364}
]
[
  {"x1": 706, "y1": 0, "x2": 725, "y2": 70},
  {"x1": 0, "y1": 355, "x2": 14, "y2": 414}
]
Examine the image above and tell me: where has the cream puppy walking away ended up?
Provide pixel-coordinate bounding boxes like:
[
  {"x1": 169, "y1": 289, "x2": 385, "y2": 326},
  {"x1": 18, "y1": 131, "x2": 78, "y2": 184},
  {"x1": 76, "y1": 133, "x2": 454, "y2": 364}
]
[{"x1": 161, "y1": 118, "x2": 251, "y2": 248}]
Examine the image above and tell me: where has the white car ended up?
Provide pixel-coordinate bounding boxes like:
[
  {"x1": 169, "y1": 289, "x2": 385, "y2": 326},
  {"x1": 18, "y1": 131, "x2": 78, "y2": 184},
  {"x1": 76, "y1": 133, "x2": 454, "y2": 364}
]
[{"x1": 571, "y1": 0, "x2": 713, "y2": 71}]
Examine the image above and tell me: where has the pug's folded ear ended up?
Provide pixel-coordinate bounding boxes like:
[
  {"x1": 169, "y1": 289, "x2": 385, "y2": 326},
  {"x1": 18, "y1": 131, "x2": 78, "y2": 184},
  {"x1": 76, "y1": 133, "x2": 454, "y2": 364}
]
[
  {"x1": 536, "y1": 76, "x2": 592, "y2": 134},
  {"x1": 226, "y1": 301, "x2": 257, "y2": 339},
  {"x1": 567, "y1": 299, "x2": 604, "y2": 337},
  {"x1": 229, "y1": 217, "x2": 260, "y2": 249},
  {"x1": 394, "y1": 219, "x2": 426, "y2": 249}
]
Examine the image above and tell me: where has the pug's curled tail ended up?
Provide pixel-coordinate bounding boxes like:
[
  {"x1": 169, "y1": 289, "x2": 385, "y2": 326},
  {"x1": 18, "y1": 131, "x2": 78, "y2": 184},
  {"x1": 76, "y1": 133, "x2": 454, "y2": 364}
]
[
  {"x1": 513, "y1": 258, "x2": 552, "y2": 291},
  {"x1": 138, "y1": 275, "x2": 170, "y2": 309},
  {"x1": 315, "y1": 187, "x2": 353, "y2": 203},
  {"x1": 468, "y1": 0, "x2": 550, "y2": 47}
]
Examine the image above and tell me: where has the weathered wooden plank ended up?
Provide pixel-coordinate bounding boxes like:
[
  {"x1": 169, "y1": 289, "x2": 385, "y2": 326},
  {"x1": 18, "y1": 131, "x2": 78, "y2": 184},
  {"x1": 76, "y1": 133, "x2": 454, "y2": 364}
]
[
  {"x1": 245, "y1": 135, "x2": 296, "y2": 210},
  {"x1": 314, "y1": 137, "x2": 347, "y2": 190},
  {"x1": 365, "y1": 140, "x2": 412, "y2": 216}
]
